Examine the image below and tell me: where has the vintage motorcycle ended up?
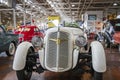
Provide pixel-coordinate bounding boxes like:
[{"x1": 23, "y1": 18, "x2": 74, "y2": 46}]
[
  {"x1": 94, "y1": 22, "x2": 115, "y2": 48},
  {"x1": 13, "y1": 26, "x2": 106, "y2": 80}
]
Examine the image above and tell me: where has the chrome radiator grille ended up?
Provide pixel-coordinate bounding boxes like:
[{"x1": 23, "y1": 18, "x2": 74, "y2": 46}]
[{"x1": 45, "y1": 31, "x2": 71, "y2": 71}]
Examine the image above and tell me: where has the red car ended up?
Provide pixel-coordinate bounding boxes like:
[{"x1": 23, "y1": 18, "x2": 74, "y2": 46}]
[{"x1": 14, "y1": 25, "x2": 44, "y2": 43}]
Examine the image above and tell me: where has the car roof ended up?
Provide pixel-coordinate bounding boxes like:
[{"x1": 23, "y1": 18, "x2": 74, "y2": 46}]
[{"x1": 18, "y1": 25, "x2": 40, "y2": 30}]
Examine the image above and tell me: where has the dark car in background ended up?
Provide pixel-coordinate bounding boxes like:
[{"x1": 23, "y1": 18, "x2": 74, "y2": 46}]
[{"x1": 0, "y1": 25, "x2": 18, "y2": 56}]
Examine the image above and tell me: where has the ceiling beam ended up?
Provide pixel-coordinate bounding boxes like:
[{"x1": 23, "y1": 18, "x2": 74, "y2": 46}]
[{"x1": 17, "y1": 1, "x2": 120, "y2": 6}]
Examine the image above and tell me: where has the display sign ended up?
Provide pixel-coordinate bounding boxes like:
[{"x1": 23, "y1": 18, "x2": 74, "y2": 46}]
[
  {"x1": 88, "y1": 15, "x2": 97, "y2": 20},
  {"x1": 47, "y1": 16, "x2": 60, "y2": 27}
]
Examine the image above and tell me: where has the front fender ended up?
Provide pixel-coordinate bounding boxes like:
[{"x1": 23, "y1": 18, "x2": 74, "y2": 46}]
[
  {"x1": 90, "y1": 41, "x2": 106, "y2": 72},
  {"x1": 13, "y1": 41, "x2": 33, "y2": 70},
  {"x1": 72, "y1": 49, "x2": 79, "y2": 69}
]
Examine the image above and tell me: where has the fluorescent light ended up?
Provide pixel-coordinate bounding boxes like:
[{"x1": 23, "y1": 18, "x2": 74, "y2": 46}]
[
  {"x1": 117, "y1": 15, "x2": 120, "y2": 18},
  {"x1": 51, "y1": 4, "x2": 54, "y2": 7},
  {"x1": 40, "y1": 10, "x2": 43, "y2": 13},
  {"x1": 113, "y1": 3, "x2": 118, "y2": 6},
  {"x1": 0, "y1": 0, "x2": 8, "y2": 5},
  {"x1": 32, "y1": 5, "x2": 35, "y2": 8},
  {"x1": 72, "y1": 12, "x2": 75, "y2": 15},
  {"x1": 72, "y1": 4, "x2": 75, "y2": 7},
  {"x1": 25, "y1": 0, "x2": 33, "y2": 4}
]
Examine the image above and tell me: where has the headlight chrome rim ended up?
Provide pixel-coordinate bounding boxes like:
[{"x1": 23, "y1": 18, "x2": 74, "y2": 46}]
[{"x1": 75, "y1": 35, "x2": 87, "y2": 47}]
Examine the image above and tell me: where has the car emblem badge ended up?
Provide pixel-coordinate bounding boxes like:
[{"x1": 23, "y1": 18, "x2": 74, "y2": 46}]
[{"x1": 49, "y1": 38, "x2": 67, "y2": 45}]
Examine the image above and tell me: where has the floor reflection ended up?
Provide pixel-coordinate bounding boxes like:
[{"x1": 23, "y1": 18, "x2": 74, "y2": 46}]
[{"x1": 0, "y1": 47, "x2": 120, "y2": 80}]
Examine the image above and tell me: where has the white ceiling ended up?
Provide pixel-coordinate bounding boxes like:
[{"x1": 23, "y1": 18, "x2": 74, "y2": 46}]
[
  {"x1": 35, "y1": 0, "x2": 120, "y2": 21},
  {"x1": 0, "y1": 0, "x2": 120, "y2": 22}
]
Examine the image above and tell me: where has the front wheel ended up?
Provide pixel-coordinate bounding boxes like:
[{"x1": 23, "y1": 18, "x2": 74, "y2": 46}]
[
  {"x1": 16, "y1": 69, "x2": 32, "y2": 80},
  {"x1": 6, "y1": 42, "x2": 16, "y2": 56},
  {"x1": 16, "y1": 48, "x2": 36, "y2": 80},
  {"x1": 93, "y1": 71, "x2": 103, "y2": 80}
]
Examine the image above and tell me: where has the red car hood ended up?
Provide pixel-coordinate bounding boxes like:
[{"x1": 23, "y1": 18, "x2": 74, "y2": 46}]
[{"x1": 113, "y1": 32, "x2": 120, "y2": 44}]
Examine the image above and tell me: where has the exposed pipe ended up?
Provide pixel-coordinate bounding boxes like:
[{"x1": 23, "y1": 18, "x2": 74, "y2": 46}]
[
  {"x1": 77, "y1": 0, "x2": 82, "y2": 20},
  {"x1": 0, "y1": 9, "x2": 14, "y2": 11},
  {"x1": 0, "y1": 12, "x2": 1, "y2": 24},
  {"x1": 68, "y1": 0, "x2": 72, "y2": 21},
  {"x1": 84, "y1": 0, "x2": 94, "y2": 13},
  {"x1": 79, "y1": 0, "x2": 87, "y2": 19},
  {"x1": 13, "y1": 9, "x2": 16, "y2": 28},
  {"x1": 23, "y1": 1, "x2": 26, "y2": 26},
  {"x1": 78, "y1": 0, "x2": 94, "y2": 19}
]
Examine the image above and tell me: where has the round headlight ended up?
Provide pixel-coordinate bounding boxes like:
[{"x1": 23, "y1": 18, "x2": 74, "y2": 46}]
[
  {"x1": 31, "y1": 36, "x2": 43, "y2": 48},
  {"x1": 75, "y1": 35, "x2": 87, "y2": 47}
]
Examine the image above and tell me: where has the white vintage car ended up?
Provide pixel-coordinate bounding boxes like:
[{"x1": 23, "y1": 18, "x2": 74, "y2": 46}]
[{"x1": 13, "y1": 27, "x2": 106, "y2": 80}]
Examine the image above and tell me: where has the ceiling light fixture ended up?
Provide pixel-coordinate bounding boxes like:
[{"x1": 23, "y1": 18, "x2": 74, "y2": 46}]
[
  {"x1": 113, "y1": 2, "x2": 118, "y2": 6},
  {"x1": 32, "y1": 5, "x2": 35, "y2": 8},
  {"x1": 72, "y1": 12, "x2": 75, "y2": 15},
  {"x1": 72, "y1": 4, "x2": 75, "y2": 7},
  {"x1": 0, "y1": 0, "x2": 8, "y2": 5},
  {"x1": 24, "y1": 0, "x2": 32, "y2": 4}
]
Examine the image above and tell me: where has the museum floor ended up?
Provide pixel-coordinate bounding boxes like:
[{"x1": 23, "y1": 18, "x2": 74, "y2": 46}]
[{"x1": 0, "y1": 45, "x2": 120, "y2": 80}]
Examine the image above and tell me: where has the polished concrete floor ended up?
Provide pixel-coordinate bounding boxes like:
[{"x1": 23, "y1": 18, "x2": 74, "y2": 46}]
[{"x1": 0, "y1": 47, "x2": 120, "y2": 80}]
